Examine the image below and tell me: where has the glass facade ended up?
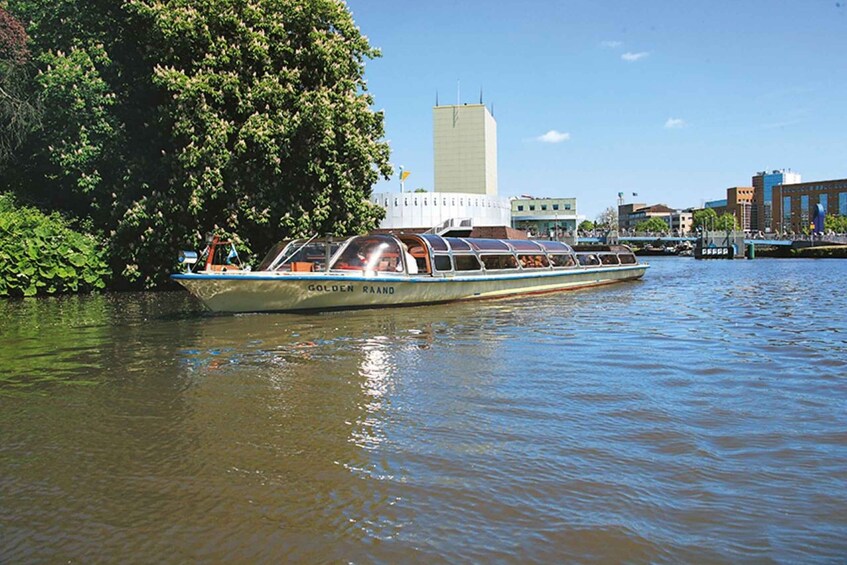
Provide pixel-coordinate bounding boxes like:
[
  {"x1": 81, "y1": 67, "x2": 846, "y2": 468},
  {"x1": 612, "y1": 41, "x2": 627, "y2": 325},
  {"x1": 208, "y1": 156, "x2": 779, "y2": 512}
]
[
  {"x1": 840, "y1": 193, "x2": 847, "y2": 216},
  {"x1": 819, "y1": 194, "x2": 827, "y2": 213},
  {"x1": 783, "y1": 196, "x2": 791, "y2": 229},
  {"x1": 800, "y1": 195, "x2": 809, "y2": 230}
]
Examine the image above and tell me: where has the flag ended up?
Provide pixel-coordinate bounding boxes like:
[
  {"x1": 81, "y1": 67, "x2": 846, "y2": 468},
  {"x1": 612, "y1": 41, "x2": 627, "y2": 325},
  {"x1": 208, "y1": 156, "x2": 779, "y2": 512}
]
[{"x1": 400, "y1": 171, "x2": 411, "y2": 181}]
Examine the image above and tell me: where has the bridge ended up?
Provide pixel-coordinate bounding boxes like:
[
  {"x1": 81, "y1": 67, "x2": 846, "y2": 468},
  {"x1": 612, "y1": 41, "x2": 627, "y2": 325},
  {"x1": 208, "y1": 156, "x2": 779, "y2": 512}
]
[{"x1": 576, "y1": 234, "x2": 824, "y2": 247}]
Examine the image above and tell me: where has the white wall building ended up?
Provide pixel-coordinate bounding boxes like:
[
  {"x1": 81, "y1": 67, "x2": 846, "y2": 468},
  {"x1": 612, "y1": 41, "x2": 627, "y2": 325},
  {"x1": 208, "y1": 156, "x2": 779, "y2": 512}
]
[
  {"x1": 433, "y1": 104, "x2": 497, "y2": 195},
  {"x1": 371, "y1": 191, "x2": 511, "y2": 230}
]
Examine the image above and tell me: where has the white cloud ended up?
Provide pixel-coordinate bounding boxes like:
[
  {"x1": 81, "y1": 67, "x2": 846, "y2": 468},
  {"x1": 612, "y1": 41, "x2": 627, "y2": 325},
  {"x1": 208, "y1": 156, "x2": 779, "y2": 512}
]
[
  {"x1": 621, "y1": 51, "x2": 649, "y2": 62},
  {"x1": 537, "y1": 130, "x2": 571, "y2": 143},
  {"x1": 600, "y1": 40, "x2": 622, "y2": 48},
  {"x1": 664, "y1": 118, "x2": 686, "y2": 129}
]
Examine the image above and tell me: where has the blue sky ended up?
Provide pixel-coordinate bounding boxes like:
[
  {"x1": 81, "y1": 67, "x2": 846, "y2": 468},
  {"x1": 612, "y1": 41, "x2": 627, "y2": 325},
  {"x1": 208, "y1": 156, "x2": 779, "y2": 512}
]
[{"x1": 348, "y1": 0, "x2": 847, "y2": 219}]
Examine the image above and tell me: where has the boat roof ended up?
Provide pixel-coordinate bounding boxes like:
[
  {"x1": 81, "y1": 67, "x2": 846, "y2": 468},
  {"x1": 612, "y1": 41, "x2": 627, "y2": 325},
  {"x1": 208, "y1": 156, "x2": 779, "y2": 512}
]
[{"x1": 414, "y1": 234, "x2": 574, "y2": 254}]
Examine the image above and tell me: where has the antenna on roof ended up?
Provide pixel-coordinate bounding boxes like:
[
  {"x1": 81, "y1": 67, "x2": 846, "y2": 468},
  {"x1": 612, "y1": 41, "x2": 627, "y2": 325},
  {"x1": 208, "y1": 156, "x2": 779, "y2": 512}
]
[
  {"x1": 435, "y1": 90, "x2": 439, "y2": 106},
  {"x1": 479, "y1": 87, "x2": 483, "y2": 104}
]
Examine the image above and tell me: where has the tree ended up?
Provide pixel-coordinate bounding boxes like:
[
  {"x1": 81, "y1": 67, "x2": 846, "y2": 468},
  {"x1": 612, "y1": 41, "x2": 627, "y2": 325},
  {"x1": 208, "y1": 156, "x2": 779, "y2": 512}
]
[
  {"x1": 0, "y1": 7, "x2": 40, "y2": 166},
  {"x1": 635, "y1": 216, "x2": 669, "y2": 233},
  {"x1": 715, "y1": 212, "x2": 738, "y2": 231},
  {"x1": 578, "y1": 219, "x2": 594, "y2": 232},
  {"x1": 596, "y1": 206, "x2": 618, "y2": 230},
  {"x1": 2, "y1": 0, "x2": 391, "y2": 287},
  {"x1": 413, "y1": 188, "x2": 428, "y2": 193},
  {"x1": 692, "y1": 208, "x2": 718, "y2": 231},
  {"x1": 825, "y1": 214, "x2": 847, "y2": 234}
]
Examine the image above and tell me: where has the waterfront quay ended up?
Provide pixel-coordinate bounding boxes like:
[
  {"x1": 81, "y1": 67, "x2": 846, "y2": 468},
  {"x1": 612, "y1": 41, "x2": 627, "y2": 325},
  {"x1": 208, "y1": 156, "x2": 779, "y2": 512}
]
[{"x1": 2, "y1": 257, "x2": 846, "y2": 562}]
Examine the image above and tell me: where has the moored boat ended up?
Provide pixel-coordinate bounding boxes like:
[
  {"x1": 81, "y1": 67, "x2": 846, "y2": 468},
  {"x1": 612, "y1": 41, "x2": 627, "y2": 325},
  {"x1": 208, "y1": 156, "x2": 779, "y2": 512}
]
[{"x1": 171, "y1": 234, "x2": 648, "y2": 313}]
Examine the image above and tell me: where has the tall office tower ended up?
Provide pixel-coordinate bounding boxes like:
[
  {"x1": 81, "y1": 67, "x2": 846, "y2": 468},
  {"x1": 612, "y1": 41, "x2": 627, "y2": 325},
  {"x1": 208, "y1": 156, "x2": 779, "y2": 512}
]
[
  {"x1": 433, "y1": 104, "x2": 498, "y2": 195},
  {"x1": 751, "y1": 169, "x2": 801, "y2": 232}
]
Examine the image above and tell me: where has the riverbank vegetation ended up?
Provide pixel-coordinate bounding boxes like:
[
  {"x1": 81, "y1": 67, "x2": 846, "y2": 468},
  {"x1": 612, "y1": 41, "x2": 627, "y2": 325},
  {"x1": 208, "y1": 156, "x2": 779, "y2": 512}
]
[
  {"x1": 0, "y1": 0, "x2": 391, "y2": 294},
  {"x1": 0, "y1": 194, "x2": 109, "y2": 296}
]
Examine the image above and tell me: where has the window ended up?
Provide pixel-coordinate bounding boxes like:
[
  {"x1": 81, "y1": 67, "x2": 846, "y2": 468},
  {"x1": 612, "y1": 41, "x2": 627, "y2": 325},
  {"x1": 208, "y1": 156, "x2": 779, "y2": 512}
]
[
  {"x1": 480, "y1": 254, "x2": 518, "y2": 269},
  {"x1": 599, "y1": 254, "x2": 619, "y2": 265},
  {"x1": 518, "y1": 254, "x2": 550, "y2": 268},
  {"x1": 541, "y1": 205, "x2": 547, "y2": 211},
  {"x1": 564, "y1": 204, "x2": 572, "y2": 210},
  {"x1": 529, "y1": 205, "x2": 536, "y2": 211},
  {"x1": 840, "y1": 193, "x2": 847, "y2": 215},
  {"x1": 453, "y1": 255, "x2": 481, "y2": 271},
  {"x1": 819, "y1": 194, "x2": 827, "y2": 213},
  {"x1": 577, "y1": 254, "x2": 601, "y2": 266},
  {"x1": 618, "y1": 254, "x2": 637, "y2": 265},
  {"x1": 330, "y1": 236, "x2": 404, "y2": 273},
  {"x1": 553, "y1": 204, "x2": 559, "y2": 210},
  {"x1": 434, "y1": 255, "x2": 452, "y2": 271},
  {"x1": 549, "y1": 254, "x2": 576, "y2": 267},
  {"x1": 517, "y1": 205, "x2": 524, "y2": 211}
]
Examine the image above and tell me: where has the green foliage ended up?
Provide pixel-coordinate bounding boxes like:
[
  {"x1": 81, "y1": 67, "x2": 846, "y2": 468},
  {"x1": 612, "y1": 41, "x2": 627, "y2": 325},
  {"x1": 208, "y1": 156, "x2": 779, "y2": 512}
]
[
  {"x1": 692, "y1": 208, "x2": 718, "y2": 231},
  {"x1": 2, "y1": 0, "x2": 391, "y2": 288},
  {"x1": 824, "y1": 214, "x2": 847, "y2": 233},
  {"x1": 0, "y1": 193, "x2": 110, "y2": 297},
  {"x1": 635, "y1": 216, "x2": 669, "y2": 233},
  {"x1": 715, "y1": 212, "x2": 738, "y2": 231},
  {"x1": 578, "y1": 220, "x2": 595, "y2": 232}
]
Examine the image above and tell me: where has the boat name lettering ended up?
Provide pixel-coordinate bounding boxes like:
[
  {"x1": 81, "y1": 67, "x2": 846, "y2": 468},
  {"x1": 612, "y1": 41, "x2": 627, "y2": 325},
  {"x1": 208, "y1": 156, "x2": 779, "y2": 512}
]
[
  {"x1": 307, "y1": 284, "x2": 354, "y2": 293},
  {"x1": 363, "y1": 285, "x2": 395, "y2": 295}
]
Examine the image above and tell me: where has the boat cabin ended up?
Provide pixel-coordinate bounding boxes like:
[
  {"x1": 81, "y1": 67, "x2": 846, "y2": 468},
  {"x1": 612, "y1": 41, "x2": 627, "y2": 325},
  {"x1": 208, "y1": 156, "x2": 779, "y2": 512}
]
[{"x1": 255, "y1": 235, "x2": 638, "y2": 277}]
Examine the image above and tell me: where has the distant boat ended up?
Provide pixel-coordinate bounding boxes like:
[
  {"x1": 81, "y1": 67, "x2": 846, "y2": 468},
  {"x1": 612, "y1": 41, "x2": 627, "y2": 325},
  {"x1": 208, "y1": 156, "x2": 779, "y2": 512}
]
[{"x1": 172, "y1": 234, "x2": 648, "y2": 313}]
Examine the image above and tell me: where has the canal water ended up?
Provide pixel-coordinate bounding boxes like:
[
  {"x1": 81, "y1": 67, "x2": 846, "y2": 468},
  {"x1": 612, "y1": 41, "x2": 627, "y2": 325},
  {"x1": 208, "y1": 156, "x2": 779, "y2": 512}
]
[{"x1": 1, "y1": 258, "x2": 846, "y2": 562}]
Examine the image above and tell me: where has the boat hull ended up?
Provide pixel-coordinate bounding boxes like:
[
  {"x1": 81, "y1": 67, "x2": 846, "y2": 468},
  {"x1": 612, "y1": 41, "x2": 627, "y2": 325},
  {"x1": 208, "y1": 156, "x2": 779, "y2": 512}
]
[{"x1": 171, "y1": 265, "x2": 648, "y2": 313}]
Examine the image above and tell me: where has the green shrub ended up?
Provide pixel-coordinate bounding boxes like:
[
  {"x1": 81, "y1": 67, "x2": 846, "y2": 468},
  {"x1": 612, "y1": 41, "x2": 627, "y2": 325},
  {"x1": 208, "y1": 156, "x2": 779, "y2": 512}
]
[{"x1": 0, "y1": 194, "x2": 110, "y2": 297}]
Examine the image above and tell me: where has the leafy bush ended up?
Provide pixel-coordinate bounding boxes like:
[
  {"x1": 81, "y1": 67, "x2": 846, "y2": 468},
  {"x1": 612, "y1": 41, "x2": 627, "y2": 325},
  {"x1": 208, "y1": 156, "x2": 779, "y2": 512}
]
[{"x1": 0, "y1": 194, "x2": 110, "y2": 296}]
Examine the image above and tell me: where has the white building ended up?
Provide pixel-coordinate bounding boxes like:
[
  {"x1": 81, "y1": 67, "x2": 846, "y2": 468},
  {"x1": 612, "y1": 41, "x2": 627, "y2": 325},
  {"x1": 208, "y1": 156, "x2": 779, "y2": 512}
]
[
  {"x1": 370, "y1": 191, "x2": 511, "y2": 230},
  {"x1": 433, "y1": 104, "x2": 497, "y2": 195},
  {"x1": 372, "y1": 101, "x2": 509, "y2": 231}
]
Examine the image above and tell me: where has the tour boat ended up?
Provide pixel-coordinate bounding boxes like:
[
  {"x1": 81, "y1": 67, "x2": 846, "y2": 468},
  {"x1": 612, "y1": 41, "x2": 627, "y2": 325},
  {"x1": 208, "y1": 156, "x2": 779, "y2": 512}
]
[{"x1": 171, "y1": 234, "x2": 648, "y2": 313}]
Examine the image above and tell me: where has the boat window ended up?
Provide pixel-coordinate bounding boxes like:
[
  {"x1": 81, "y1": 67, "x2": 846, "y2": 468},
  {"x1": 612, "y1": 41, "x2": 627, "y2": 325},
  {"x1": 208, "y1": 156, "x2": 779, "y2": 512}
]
[
  {"x1": 398, "y1": 236, "x2": 431, "y2": 275},
  {"x1": 433, "y1": 255, "x2": 452, "y2": 271},
  {"x1": 600, "y1": 254, "x2": 620, "y2": 265},
  {"x1": 453, "y1": 254, "x2": 482, "y2": 271},
  {"x1": 258, "y1": 240, "x2": 340, "y2": 272},
  {"x1": 330, "y1": 235, "x2": 404, "y2": 273},
  {"x1": 466, "y1": 238, "x2": 510, "y2": 251},
  {"x1": 445, "y1": 237, "x2": 471, "y2": 251},
  {"x1": 508, "y1": 240, "x2": 543, "y2": 252},
  {"x1": 549, "y1": 254, "x2": 577, "y2": 268},
  {"x1": 518, "y1": 254, "x2": 550, "y2": 268},
  {"x1": 618, "y1": 254, "x2": 637, "y2": 264},
  {"x1": 536, "y1": 240, "x2": 572, "y2": 253},
  {"x1": 577, "y1": 253, "x2": 601, "y2": 266},
  {"x1": 256, "y1": 240, "x2": 293, "y2": 270},
  {"x1": 421, "y1": 234, "x2": 449, "y2": 251},
  {"x1": 480, "y1": 254, "x2": 518, "y2": 269}
]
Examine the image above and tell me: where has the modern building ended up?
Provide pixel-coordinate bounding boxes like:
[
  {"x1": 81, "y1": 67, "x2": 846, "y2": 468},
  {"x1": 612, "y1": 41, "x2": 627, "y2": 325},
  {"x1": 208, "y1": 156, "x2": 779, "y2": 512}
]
[
  {"x1": 433, "y1": 103, "x2": 498, "y2": 195},
  {"x1": 773, "y1": 178, "x2": 847, "y2": 234},
  {"x1": 752, "y1": 169, "x2": 801, "y2": 232},
  {"x1": 727, "y1": 186, "x2": 754, "y2": 231},
  {"x1": 372, "y1": 101, "x2": 510, "y2": 231},
  {"x1": 511, "y1": 197, "x2": 579, "y2": 237}
]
